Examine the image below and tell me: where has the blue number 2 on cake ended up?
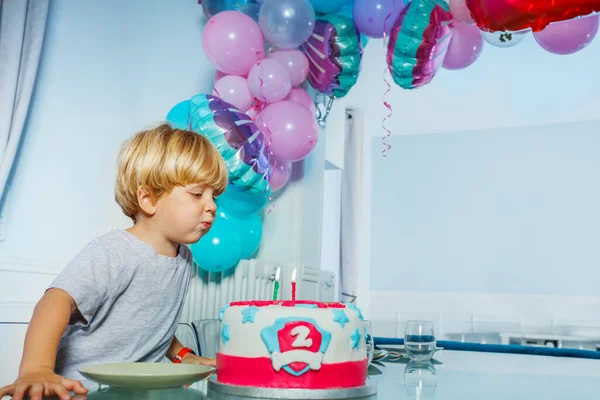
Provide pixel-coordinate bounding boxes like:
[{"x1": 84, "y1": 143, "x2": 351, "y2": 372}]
[{"x1": 260, "y1": 317, "x2": 332, "y2": 377}]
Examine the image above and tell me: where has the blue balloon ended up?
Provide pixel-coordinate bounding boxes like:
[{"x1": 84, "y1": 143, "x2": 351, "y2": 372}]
[
  {"x1": 310, "y1": 0, "x2": 345, "y2": 14},
  {"x1": 230, "y1": 212, "x2": 263, "y2": 258},
  {"x1": 218, "y1": 184, "x2": 270, "y2": 216},
  {"x1": 238, "y1": 3, "x2": 261, "y2": 22},
  {"x1": 166, "y1": 100, "x2": 190, "y2": 129},
  {"x1": 190, "y1": 212, "x2": 242, "y2": 272}
]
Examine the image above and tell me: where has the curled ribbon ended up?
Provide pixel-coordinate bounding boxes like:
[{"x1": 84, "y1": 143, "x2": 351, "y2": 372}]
[{"x1": 381, "y1": 0, "x2": 398, "y2": 157}]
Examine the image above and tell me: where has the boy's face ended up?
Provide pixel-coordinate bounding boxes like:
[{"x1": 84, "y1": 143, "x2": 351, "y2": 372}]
[{"x1": 153, "y1": 184, "x2": 217, "y2": 244}]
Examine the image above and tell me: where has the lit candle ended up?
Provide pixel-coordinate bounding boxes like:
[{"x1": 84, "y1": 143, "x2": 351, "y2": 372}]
[
  {"x1": 291, "y1": 268, "x2": 297, "y2": 301},
  {"x1": 273, "y1": 267, "x2": 280, "y2": 300}
]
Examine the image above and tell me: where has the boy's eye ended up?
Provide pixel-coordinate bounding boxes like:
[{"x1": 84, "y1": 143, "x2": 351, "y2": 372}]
[{"x1": 192, "y1": 193, "x2": 202, "y2": 199}]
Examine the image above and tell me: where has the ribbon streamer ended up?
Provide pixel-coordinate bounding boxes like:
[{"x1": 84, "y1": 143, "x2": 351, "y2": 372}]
[{"x1": 381, "y1": 0, "x2": 398, "y2": 157}]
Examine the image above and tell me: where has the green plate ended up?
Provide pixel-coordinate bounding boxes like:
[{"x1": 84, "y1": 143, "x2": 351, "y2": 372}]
[{"x1": 79, "y1": 362, "x2": 215, "y2": 389}]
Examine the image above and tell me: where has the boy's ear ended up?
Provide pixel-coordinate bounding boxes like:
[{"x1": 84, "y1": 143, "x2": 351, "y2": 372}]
[{"x1": 137, "y1": 186, "x2": 157, "y2": 216}]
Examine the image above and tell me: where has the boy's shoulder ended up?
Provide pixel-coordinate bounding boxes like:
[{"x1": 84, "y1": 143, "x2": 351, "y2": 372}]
[
  {"x1": 82, "y1": 229, "x2": 133, "y2": 252},
  {"x1": 72, "y1": 229, "x2": 140, "y2": 266}
]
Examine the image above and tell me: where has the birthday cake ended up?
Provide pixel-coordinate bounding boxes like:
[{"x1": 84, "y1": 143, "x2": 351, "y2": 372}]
[{"x1": 216, "y1": 300, "x2": 368, "y2": 389}]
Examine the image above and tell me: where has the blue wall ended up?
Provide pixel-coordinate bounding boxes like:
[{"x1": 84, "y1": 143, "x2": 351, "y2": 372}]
[{"x1": 371, "y1": 120, "x2": 600, "y2": 296}]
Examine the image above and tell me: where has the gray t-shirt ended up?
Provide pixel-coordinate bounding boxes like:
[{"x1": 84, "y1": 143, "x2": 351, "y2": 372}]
[{"x1": 49, "y1": 229, "x2": 194, "y2": 389}]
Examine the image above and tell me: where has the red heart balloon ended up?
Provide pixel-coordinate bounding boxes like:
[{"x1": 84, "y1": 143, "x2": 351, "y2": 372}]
[{"x1": 466, "y1": 0, "x2": 600, "y2": 32}]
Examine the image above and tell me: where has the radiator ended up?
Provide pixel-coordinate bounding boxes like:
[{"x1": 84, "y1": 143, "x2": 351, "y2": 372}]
[
  {"x1": 181, "y1": 259, "x2": 280, "y2": 323},
  {"x1": 180, "y1": 261, "x2": 336, "y2": 324}
]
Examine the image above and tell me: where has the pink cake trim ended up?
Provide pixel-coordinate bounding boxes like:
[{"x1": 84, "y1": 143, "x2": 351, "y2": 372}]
[{"x1": 217, "y1": 353, "x2": 368, "y2": 388}]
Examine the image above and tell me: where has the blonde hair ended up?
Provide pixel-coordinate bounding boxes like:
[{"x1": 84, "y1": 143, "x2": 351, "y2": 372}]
[{"x1": 115, "y1": 123, "x2": 228, "y2": 222}]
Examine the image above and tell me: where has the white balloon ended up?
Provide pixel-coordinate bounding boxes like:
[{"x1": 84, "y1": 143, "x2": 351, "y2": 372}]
[{"x1": 482, "y1": 29, "x2": 529, "y2": 48}]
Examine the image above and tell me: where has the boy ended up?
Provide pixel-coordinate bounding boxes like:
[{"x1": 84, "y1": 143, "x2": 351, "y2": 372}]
[{"x1": 0, "y1": 123, "x2": 228, "y2": 400}]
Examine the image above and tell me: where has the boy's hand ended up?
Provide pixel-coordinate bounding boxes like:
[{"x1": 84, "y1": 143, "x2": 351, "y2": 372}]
[
  {"x1": 0, "y1": 367, "x2": 88, "y2": 400},
  {"x1": 181, "y1": 353, "x2": 217, "y2": 368}
]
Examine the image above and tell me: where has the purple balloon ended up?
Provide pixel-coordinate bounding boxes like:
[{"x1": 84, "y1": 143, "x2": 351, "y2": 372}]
[
  {"x1": 247, "y1": 59, "x2": 292, "y2": 103},
  {"x1": 442, "y1": 21, "x2": 484, "y2": 70},
  {"x1": 353, "y1": 0, "x2": 406, "y2": 38},
  {"x1": 255, "y1": 101, "x2": 319, "y2": 162},
  {"x1": 533, "y1": 15, "x2": 599, "y2": 55}
]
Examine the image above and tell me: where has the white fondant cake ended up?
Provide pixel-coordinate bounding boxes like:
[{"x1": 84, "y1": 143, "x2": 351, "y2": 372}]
[{"x1": 216, "y1": 300, "x2": 368, "y2": 389}]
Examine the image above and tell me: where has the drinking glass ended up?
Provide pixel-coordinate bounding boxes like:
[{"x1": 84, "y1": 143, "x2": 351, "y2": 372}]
[
  {"x1": 363, "y1": 320, "x2": 374, "y2": 365},
  {"x1": 404, "y1": 320, "x2": 436, "y2": 361}
]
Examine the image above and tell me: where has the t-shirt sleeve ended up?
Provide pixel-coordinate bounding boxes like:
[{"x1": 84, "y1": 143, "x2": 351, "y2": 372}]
[{"x1": 49, "y1": 241, "x2": 113, "y2": 326}]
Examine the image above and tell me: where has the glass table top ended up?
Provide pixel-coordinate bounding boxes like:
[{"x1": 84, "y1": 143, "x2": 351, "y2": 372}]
[{"x1": 30, "y1": 349, "x2": 600, "y2": 400}]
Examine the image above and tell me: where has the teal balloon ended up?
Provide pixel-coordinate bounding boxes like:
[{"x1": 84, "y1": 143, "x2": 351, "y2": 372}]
[
  {"x1": 166, "y1": 100, "x2": 190, "y2": 129},
  {"x1": 230, "y1": 212, "x2": 263, "y2": 258},
  {"x1": 189, "y1": 94, "x2": 270, "y2": 195},
  {"x1": 339, "y1": 5, "x2": 369, "y2": 48},
  {"x1": 300, "y1": 12, "x2": 363, "y2": 98},
  {"x1": 190, "y1": 212, "x2": 241, "y2": 272},
  {"x1": 202, "y1": 0, "x2": 256, "y2": 19},
  {"x1": 218, "y1": 184, "x2": 270, "y2": 216},
  {"x1": 387, "y1": 0, "x2": 452, "y2": 90}
]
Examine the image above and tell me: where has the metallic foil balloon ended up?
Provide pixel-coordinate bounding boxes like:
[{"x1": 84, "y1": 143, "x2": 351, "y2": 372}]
[
  {"x1": 387, "y1": 0, "x2": 453, "y2": 90},
  {"x1": 166, "y1": 100, "x2": 191, "y2": 130},
  {"x1": 188, "y1": 94, "x2": 270, "y2": 195},
  {"x1": 202, "y1": 0, "x2": 257, "y2": 19},
  {"x1": 466, "y1": 0, "x2": 600, "y2": 33},
  {"x1": 482, "y1": 29, "x2": 529, "y2": 48},
  {"x1": 300, "y1": 13, "x2": 363, "y2": 98}
]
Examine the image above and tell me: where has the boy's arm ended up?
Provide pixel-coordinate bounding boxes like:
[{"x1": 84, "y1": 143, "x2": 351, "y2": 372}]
[
  {"x1": 19, "y1": 288, "x2": 76, "y2": 374},
  {"x1": 165, "y1": 335, "x2": 186, "y2": 361},
  {"x1": 0, "y1": 288, "x2": 88, "y2": 400},
  {"x1": 166, "y1": 336, "x2": 216, "y2": 367}
]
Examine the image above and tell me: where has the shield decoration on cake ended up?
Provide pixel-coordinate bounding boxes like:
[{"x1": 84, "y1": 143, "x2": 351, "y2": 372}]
[{"x1": 260, "y1": 318, "x2": 332, "y2": 376}]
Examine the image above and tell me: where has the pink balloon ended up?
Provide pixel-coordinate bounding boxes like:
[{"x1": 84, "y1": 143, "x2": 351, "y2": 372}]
[
  {"x1": 268, "y1": 155, "x2": 292, "y2": 192},
  {"x1": 213, "y1": 75, "x2": 254, "y2": 111},
  {"x1": 449, "y1": 0, "x2": 474, "y2": 24},
  {"x1": 247, "y1": 59, "x2": 292, "y2": 103},
  {"x1": 285, "y1": 87, "x2": 316, "y2": 116},
  {"x1": 268, "y1": 50, "x2": 310, "y2": 86},
  {"x1": 442, "y1": 21, "x2": 484, "y2": 70},
  {"x1": 533, "y1": 15, "x2": 599, "y2": 55},
  {"x1": 213, "y1": 70, "x2": 248, "y2": 84},
  {"x1": 213, "y1": 70, "x2": 228, "y2": 83},
  {"x1": 202, "y1": 11, "x2": 265, "y2": 75},
  {"x1": 256, "y1": 101, "x2": 319, "y2": 162}
]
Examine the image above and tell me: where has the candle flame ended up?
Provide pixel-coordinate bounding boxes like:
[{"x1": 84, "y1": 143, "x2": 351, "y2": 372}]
[{"x1": 291, "y1": 268, "x2": 297, "y2": 282}]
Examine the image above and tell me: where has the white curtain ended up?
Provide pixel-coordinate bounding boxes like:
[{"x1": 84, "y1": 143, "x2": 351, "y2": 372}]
[
  {"x1": 0, "y1": 0, "x2": 50, "y2": 204},
  {"x1": 340, "y1": 109, "x2": 363, "y2": 303}
]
